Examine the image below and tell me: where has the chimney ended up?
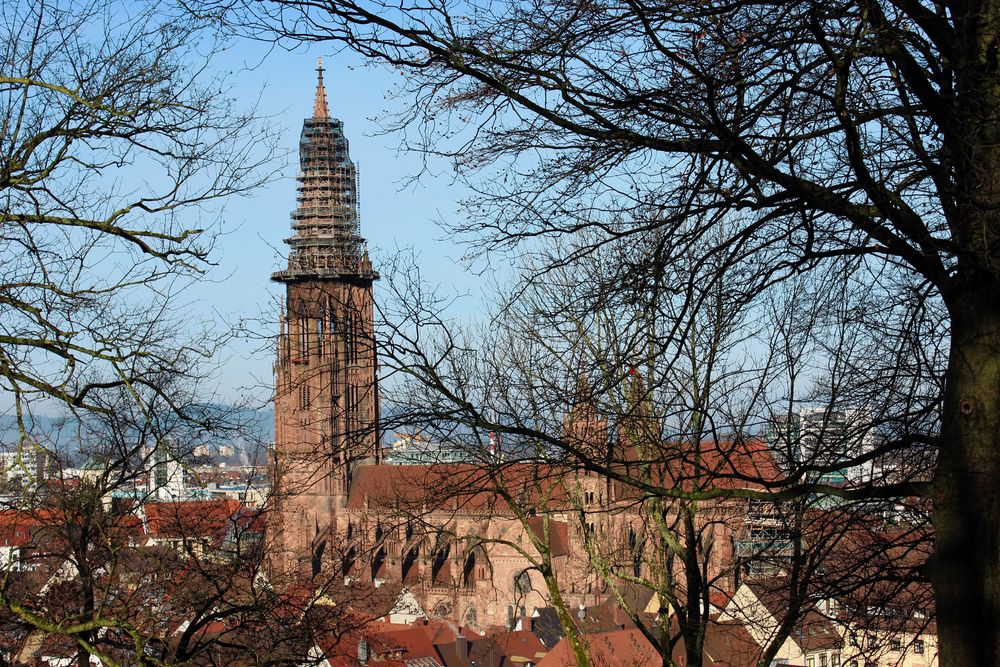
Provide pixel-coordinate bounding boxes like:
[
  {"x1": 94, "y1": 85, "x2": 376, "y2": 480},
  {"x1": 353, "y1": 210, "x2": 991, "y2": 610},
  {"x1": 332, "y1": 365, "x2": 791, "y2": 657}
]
[{"x1": 455, "y1": 634, "x2": 469, "y2": 660}]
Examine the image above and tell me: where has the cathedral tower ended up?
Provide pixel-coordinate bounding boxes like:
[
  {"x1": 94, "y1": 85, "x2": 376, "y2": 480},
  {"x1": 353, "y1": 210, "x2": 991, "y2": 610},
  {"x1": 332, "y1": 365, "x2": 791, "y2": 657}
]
[{"x1": 272, "y1": 60, "x2": 379, "y2": 568}]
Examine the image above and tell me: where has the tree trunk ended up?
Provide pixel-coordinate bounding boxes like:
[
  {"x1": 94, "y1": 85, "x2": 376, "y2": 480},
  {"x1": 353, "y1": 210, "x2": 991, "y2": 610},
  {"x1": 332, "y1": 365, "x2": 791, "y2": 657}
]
[
  {"x1": 933, "y1": 289, "x2": 1000, "y2": 665},
  {"x1": 936, "y1": 7, "x2": 1000, "y2": 660}
]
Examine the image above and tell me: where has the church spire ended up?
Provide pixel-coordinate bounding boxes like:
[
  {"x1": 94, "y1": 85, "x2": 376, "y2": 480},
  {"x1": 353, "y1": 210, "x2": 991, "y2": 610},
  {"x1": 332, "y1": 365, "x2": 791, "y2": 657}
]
[
  {"x1": 273, "y1": 59, "x2": 375, "y2": 284},
  {"x1": 313, "y1": 57, "x2": 329, "y2": 119}
]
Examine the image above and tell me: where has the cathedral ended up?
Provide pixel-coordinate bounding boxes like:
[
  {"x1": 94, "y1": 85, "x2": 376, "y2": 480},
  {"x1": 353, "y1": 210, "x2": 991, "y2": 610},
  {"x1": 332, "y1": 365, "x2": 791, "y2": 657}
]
[{"x1": 271, "y1": 62, "x2": 773, "y2": 630}]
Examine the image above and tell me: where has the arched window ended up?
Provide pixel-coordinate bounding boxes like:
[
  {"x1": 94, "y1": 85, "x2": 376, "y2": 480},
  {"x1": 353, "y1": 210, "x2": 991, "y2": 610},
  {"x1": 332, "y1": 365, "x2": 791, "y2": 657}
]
[
  {"x1": 315, "y1": 315, "x2": 324, "y2": 356},
  {"x1": 371, "y1": 546, "x2": 387, "y2": 581},
  {"x1": 432, "y1": 542, "x2": 451, "y2": 586},
  {"x1": 463, "y1": 550, "x2": 478, "y2": 588},
  {"x1": 311, "y1": 539, "x2": 326, "y2": 577},
  {"x1": 342, "y1": 547, "x2": 357, "y2": 577},
  {"x1": 463, "y1": 605, "x2": 478, "y2": 629},
  {"x1": 513, "y1": 570, "x2": 531, "y2": 596},
  {"x1": 298, "y1": 318, "x2": 309, "y2": 358},
  {"x1": 402, "y1": 546, "x2": 419, "y2": 584}
]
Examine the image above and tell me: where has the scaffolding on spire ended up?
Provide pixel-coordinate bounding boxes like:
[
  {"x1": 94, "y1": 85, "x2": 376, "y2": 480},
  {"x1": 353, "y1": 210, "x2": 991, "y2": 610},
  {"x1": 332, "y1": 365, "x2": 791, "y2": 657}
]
[{"x1": 273, "y1": 60, "x2": 376, "y2": 283}]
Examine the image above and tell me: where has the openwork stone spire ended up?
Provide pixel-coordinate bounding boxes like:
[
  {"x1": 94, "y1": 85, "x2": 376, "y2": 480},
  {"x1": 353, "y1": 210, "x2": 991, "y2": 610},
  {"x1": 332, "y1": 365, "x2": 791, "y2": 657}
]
[{"x1": 273, "y1": 60, "x2": 375, "y2": 282}]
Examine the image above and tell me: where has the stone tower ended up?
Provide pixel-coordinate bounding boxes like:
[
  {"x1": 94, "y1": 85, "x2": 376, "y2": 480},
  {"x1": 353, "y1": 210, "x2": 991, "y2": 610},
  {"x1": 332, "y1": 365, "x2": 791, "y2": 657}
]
[{"x1": 272, "y1": 60, "x2": 379, "y2": 569}]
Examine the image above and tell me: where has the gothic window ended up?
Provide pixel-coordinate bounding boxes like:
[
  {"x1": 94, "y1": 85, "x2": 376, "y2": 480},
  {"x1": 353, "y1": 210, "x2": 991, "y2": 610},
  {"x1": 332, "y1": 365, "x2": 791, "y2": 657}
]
[
  {"x1": 311, "y1": 539, "x2": 326, "y2": 577},
  {"x1": 353, "y1": 312, "x2": 361, "y2": 363},
  {"x1": 463, "y1": 551, "x2": 478, "y2": 588},
  {"x1": 342, "y1": 547, "x2": 356, "y2": 577},
  {"x1": 345, "y1": 313, "x2": 355, "y2": 363},
  {"x1": 402, "y1": 545, "x2": 420, "y2": 584},
  {"x1": 298, "y1": 384, "x2": 311, "y2": 410},
  {"x1": 315, "y1": 316, "x2": 324, "y2": 355},
  {"x1": 298, "y1": 318, "x2": 309, "y2": 358},
  {"x1": 514, "y1": 570, "x2": 531, "y2": 595},
  {"x1": 371, "y1": 546, "x2": 387, "y2": 581},
  {"x1": 348, "y1": 310, "x2": 362, "y2": 364},
  {"x1": 432, "y1": 543, "x2": 451, "y2": 585}
]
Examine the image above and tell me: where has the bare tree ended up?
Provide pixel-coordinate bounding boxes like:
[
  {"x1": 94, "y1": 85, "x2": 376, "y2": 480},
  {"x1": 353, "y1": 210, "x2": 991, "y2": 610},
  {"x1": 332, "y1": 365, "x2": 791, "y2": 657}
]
[{"x1": 0, "y1": 0, "x2": 276, "y2": 427}]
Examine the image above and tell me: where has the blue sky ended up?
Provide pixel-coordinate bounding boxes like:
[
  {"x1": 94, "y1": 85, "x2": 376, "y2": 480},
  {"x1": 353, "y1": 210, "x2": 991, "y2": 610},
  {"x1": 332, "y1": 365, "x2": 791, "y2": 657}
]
[{"x1": 197, "y1": 40, "x2": 482, "y2": 406}]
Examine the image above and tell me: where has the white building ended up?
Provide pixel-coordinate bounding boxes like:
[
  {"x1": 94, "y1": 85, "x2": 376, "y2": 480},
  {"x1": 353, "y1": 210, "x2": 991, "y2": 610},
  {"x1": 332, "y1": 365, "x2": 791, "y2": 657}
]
[
  {"x1": 146, "y1": 440, "x2": 185, "y2": 500},
  {"x1": 771, "y1": 408, "x2": 877, "y2": 485},
  {"x1": 0, "y1": 448, "x2": 45, "y2": 488}
]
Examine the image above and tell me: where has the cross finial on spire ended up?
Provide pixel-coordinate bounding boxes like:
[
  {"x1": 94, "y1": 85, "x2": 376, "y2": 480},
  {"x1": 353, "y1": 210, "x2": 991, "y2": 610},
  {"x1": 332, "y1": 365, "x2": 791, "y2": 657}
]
[{"x1": 313, "y1": 57, "x2": 329, "y2": 119}]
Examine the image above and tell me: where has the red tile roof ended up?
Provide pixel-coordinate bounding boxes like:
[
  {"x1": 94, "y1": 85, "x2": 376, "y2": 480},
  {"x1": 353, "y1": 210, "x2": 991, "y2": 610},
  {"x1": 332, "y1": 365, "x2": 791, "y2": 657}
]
[
  {"x1": 536, "y1": 628, "x2": 659, "y2": 666},
  {"x1": 367, "y1": 623, "x2": 443, "y2": 663},
  {"x1": 0, "y1": 511, "x2": 36, "y2": 548},
  {"x1": 144, "y1": 499, "x2": 243, "y2": 541},
  {"x1": 484, "y1": 629, "x2": 548, "y2": 663},
  {"x1": 700, "y1": 620, "x2": 766, "y2": 665},
  {"x1": 347, "y1": 439, "x2": 781, "y2": 515}
]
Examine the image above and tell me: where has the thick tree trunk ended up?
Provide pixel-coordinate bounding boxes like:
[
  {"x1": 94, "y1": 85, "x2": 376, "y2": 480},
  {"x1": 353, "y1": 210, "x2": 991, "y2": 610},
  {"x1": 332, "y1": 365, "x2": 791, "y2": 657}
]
[
  {"x1": 937, "y1": 6, "x2": 1000, "y2": 660},
  {"x1": 933, "y1": 291, "x2": 1000, "y2": 665}
]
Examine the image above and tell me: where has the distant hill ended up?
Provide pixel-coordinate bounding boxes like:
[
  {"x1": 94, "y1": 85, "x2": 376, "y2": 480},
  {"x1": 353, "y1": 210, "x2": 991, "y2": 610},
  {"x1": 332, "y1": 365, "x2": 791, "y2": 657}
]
[{"x1": 0, "y1": 407, "x2": 274, "y2": 466}]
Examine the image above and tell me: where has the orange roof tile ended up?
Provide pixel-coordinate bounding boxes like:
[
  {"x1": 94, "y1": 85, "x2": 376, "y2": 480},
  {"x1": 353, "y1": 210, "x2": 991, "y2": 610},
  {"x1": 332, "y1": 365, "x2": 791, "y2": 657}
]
[
  {"x1": 536, "y1": 628, "x2": 658, "y2": 666},
  {"x1": 144, "y1": 499, "x2": 243, "y2": 541}
]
